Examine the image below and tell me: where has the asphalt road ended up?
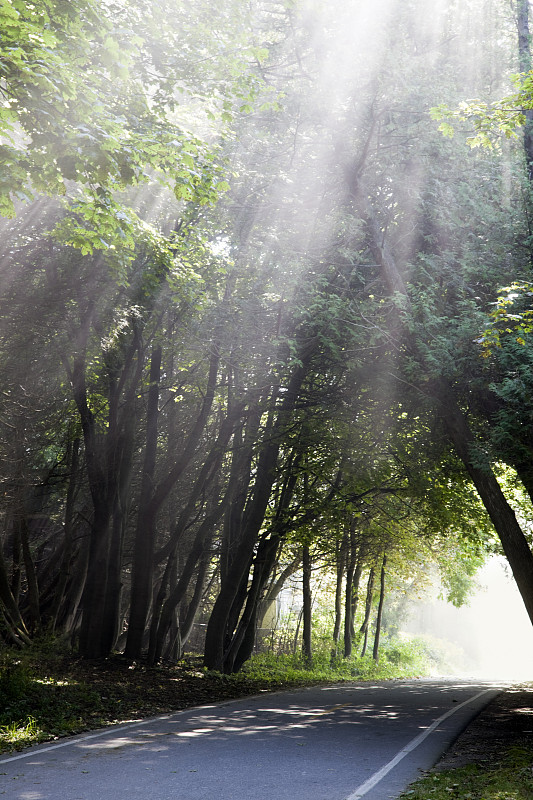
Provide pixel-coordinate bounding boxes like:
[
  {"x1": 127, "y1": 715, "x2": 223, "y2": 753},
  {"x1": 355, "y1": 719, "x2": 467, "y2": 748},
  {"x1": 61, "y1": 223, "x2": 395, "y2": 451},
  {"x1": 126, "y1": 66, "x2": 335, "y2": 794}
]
[{"x1": 0, "y1": 678, "x2": 501, "y2": 800}]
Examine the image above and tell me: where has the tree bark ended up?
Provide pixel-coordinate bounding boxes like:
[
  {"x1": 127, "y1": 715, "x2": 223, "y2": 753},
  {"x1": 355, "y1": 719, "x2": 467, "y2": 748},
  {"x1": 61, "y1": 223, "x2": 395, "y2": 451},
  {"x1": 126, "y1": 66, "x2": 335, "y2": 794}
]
[
  {"x1": 204, "y1": 349, "x2": 314, "y2": 671},
  {"x1": 360, "y1": 567, "x2": 375, "y2": 657},
  {"x1": 224, "y1": 533, "x2": 281, "y2": 673},
  {"x1": 125, "y1": 344, "x2": 162, "y2": 659},
  {"x1": 331, "y1": 537, "x2": 345, "y2": 660},
  {"x1": 302, "y1": 544, "x2": 312, "y2": 666},
  {"x1": 372, "y1": 555, "x2": 387, "y2": 663},
  {"x1": 438, "y1": 388, "x2": 533, "y2": 626},
  {"x1": 51, "y1": 437, "x2": 80, "y2": 631},
  {"x1": 344, "y1": 525, "x2": 361, "y2": 658}
]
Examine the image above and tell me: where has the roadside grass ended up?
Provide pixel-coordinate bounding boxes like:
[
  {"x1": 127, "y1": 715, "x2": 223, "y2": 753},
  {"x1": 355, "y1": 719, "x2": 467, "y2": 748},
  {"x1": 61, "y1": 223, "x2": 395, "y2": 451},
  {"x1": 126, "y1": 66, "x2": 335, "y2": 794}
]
[
  {"x1": 399, "y1": 745, "x2": 533, "y2": 799},
  {"x1": 0, "y1": 636, "x2": 433, "y2": 753}
]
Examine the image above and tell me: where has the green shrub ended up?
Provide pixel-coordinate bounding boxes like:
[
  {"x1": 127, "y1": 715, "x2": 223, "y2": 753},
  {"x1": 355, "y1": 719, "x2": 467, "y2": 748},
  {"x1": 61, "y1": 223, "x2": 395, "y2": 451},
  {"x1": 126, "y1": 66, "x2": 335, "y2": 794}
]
[
  {"x1": 0, "y1": 658, "x2": 32, "y2": 701},
  {"x1": 242, "y1": 634, "x2": 433, "y2": 683}
]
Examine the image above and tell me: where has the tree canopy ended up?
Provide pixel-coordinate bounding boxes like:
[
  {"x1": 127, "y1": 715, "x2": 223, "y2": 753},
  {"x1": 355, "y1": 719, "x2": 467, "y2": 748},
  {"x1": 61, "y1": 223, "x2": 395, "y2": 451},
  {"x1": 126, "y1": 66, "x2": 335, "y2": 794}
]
[{"x1": 1, "y1": 0, "x2": 533, "y2": 672}]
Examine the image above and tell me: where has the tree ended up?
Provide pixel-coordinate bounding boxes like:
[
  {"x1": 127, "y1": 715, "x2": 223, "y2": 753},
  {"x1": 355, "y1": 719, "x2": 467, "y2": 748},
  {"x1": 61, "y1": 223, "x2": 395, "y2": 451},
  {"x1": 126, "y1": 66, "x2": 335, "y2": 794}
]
[{"x1": 3, "y1": 0, "x2": 531, "y2": 671}]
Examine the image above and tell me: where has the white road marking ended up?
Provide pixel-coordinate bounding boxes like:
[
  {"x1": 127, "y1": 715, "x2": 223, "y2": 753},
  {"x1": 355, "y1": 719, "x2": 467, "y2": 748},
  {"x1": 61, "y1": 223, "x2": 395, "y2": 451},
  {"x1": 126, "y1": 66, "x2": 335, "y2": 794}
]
[
  {"x1": 345, "y1": 688, "x2": 495, "y2": 799},
  {"x1": 0, "y1": 713, "x2": 174, "y2": 764}
]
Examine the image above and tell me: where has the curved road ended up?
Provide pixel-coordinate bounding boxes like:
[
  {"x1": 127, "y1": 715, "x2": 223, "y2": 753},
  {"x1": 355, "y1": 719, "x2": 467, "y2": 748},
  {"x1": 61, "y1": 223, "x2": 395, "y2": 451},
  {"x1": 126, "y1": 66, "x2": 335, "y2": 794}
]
[{"x1": 0, "y1": 679, "x2": 501, "y2": 800}]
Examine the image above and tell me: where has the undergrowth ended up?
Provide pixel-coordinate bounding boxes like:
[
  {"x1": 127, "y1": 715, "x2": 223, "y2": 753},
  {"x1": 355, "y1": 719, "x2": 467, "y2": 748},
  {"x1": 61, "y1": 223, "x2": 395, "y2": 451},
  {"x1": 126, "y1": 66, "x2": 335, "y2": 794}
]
[{"x1": 241, "y1": 637, "x2": 433, "y2": 683}]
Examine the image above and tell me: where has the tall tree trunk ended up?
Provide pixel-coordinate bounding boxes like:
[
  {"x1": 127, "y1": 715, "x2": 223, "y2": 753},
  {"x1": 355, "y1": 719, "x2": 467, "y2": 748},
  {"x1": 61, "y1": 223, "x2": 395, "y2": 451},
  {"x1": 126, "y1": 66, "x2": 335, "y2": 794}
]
[
  {"x1": 302, "y1": 544, "x2": 312, "y2": 666},
  {"x1": 225, "y1": 533, "x2": 281, "y2": 673},
  {"x1": 350, "y1": 560, "x2": 363, "y2": 640},
  {"x1": 360, "y1": 567, "x2": 375, "y2": 657},
  {"x1": 20, "y1": 516, "x2": 40, "y2": 633},
  {"x1": 343, "y1": 543, "x2": 355, "y2": 659},
  {"x1": 331, "y1": 537, "x2": 345, "y2": 661},
  {"x1": 343, "y1": 524, "x2": 361, "y2": 658},
  {"x1": 100, "y1": 502, "x2": 125, "y2": 654},
  {"x1": 71, "y1": 346, "x2": 118, "y2": 658},
  {"x1": 51, "y1": 437, "x2": 80, "y2": 631},
  {"x1": 204, "y1": 350, "x2": 314, "y2": 671},
  {"x1": 372, "y1": 555, "x2": 387, "y2": 663},
  {"x1": 78, "y1": 504, "x2": 114, "y2": 658},
  {"x1": 125, "y1": 344, "x2": 162, "y2": 659}
]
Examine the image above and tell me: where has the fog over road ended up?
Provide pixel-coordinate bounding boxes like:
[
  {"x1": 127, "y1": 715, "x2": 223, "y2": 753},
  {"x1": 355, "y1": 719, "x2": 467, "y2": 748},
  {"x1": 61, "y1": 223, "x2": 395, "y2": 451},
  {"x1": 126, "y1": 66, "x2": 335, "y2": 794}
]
[{"x1": 0, "y1": 679, "x2": 501, "y2": 800}]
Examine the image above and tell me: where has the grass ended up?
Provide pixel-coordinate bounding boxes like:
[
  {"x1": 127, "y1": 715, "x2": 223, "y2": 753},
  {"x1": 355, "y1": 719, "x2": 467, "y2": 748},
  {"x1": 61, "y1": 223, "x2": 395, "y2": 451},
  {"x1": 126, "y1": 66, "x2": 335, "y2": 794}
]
[
  {"x1": 0, "y1": 635, "x2": 434, "y2": 752},
  {"x1": 399, "y1": 746, "x2": 533, "y2": 799}
]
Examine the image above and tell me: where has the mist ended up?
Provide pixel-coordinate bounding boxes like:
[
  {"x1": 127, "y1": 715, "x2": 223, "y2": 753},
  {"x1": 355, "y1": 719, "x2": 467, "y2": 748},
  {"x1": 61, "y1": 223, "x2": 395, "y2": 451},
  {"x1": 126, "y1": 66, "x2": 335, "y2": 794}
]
[
  {"x1": 403, "y1": 557, "x2": 533, "y2": 680},
  {"x1": 3, "y1": 0, "x2": 533, "y2": 678}
]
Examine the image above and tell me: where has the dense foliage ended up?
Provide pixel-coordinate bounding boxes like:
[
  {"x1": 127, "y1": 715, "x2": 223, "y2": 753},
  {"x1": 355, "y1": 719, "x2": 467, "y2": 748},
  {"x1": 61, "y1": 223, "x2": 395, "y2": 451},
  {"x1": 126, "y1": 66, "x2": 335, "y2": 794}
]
[{"x1": 1, "y1": 0, "x2": 533, "y2": 675}]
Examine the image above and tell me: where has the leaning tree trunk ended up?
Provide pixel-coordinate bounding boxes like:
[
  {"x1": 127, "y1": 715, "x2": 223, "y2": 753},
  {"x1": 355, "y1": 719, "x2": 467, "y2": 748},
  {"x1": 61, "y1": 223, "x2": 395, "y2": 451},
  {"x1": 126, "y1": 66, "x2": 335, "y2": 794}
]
[
  {"x1": 224, "y1": 533, "x2": 281, "y2": 673},
  {"x1": 204, "y1": 349, "x2": 314, "y2": 672},
  {"x1": 177, "y1": 552, "x2": 211, "y2": 654},
  {"x1": 147, "y1": 410, "x2": 239, "y2": 665},
  {"x1": 349, "y1": 172, "x2": 533, "y2": 633},
  {"x1": 226, "y1": 450, "x2": 304, "y2": 673},
  {"x1": 19, "y1": 515, "x2": 40, "y2": 633},
  {"x1": 360, "y1": 567, "x2": 375, "y2": 657},
  {"x1": 258, "y1": 556, "x2": 301, "y2": 629},
  {"x1": 127, "y1": 343, "x2": 222, "y2": 660},
  {"x1": 438, "y1": 389, "x2": 533, "y2": 625},
  {"x1": 148, "y1": 506, "x2": 224, "y2": 665}
]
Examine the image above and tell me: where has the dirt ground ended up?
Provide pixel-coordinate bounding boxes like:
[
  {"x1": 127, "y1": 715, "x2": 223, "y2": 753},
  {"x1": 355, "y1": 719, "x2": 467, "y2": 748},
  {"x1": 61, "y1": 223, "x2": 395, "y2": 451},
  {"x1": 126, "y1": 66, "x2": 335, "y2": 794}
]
[{"x1": 435, "y1": 685, "x2": 533, "y2": 771}]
